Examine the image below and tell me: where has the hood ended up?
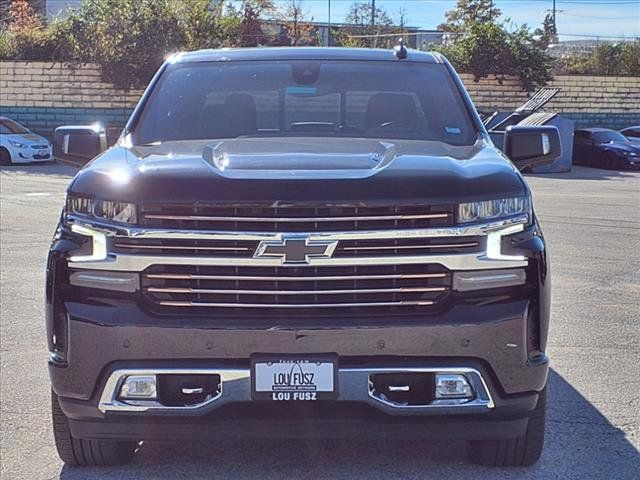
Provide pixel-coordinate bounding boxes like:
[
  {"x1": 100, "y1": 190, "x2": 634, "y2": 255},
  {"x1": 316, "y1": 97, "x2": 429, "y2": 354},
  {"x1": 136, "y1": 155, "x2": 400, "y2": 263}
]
[
  {"x1": 69, "y1": 137, "x2": 526, "y2": 205},
  {"x1": 602, "y1": 141, "x2": 640, "y2": 154}
]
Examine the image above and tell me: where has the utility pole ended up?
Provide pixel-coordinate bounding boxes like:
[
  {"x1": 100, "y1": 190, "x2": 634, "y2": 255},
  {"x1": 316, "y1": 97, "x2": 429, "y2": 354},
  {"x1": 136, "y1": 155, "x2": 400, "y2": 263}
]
[
  {"x1": 327, "y1": 0, "x2": 331, "y2": 46},
  {"x1": 552, "y1": 0, "x2": 557, "y2": 32},
  {"x1": 371, "y1": 0, "x2": 376, "y2": 27},
  {"x1": 371, "y1": 0, "x2": 376, "y2": 48}
]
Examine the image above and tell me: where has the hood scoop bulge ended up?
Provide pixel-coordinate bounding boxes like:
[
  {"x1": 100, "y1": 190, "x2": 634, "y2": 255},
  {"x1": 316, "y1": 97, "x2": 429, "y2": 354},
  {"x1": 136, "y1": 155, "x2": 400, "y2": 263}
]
[{"x1": 202, "y1": 138, "x2": 397, "y2": 180}]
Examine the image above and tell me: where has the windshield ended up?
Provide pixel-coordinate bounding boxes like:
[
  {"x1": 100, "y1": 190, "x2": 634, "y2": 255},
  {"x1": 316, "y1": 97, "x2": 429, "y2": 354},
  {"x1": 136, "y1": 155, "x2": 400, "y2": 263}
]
[
  {"x1": 592, "y1": 131, "x2": 627, "y2": 143},
  {"x1": 0, "y1": 118, "x2": 29, "y2": 135},
  {"x1": 133, "y1": 60, "x2": 477, "y2": 146}
]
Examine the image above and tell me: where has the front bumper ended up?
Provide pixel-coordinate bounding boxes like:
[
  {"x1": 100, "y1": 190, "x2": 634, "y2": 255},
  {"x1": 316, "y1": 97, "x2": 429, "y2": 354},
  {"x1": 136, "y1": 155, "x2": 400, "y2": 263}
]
[
  {"x1": 50, "y1": 298, "x2": 548, "y2": 442},
  {"x1": 50, "y1": 298, "x2": 547, "y2": 402},
  {"x1": 47, "y1": 214, "x2": 550, "y2": 440},
  {"x1": 12, "y1": 147, "x2": 53, "y2": 163}
]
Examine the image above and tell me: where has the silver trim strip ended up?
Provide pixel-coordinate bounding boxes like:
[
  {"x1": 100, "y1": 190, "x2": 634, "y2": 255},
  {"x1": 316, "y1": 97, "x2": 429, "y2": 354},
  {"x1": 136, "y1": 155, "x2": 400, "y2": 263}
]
[
  {"x1": 70, "y1": 252, "x2": 527, "y2": 271},
  {"x1": 143, "y1": 213, "x2": 451, "y2": 222},
  {"x1": 146, "y1": 286, "x2": 447, "y2": 295},
  {"x1": 114, "y1": 243, "x2": 251, "y2": 252},
  {"x1": 341, "y1": 242, "x2": 479, "y2": 251},
  {"x1": 157, "y1": 300, "x2": 436, "y2": 308},
  {"x1": 98, "y1": 366, "x2": 494, "y2": 414},
  {"x1": 145, "y1": 272, "x2": 448, "y2": 281}
]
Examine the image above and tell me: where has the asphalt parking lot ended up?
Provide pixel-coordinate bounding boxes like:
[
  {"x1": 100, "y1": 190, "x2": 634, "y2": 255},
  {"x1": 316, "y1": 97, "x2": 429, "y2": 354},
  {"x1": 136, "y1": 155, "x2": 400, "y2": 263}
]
[{"x1": 1, "y1": 162, "x2": 639, "y2": 479}]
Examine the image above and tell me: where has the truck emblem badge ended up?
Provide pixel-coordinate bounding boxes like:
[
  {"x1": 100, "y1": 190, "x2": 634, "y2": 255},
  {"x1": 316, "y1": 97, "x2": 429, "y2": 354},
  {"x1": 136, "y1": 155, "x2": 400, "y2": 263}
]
[{"x1": 254, "y1": 236, "x2": 338, "y2": 264}]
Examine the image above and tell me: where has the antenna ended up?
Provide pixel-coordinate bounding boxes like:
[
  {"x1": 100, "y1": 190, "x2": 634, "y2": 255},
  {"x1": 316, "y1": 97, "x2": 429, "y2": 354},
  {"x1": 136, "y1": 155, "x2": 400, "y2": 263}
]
[{"x1": 394, "y1": 38, "x2": 408, "y2": 59}]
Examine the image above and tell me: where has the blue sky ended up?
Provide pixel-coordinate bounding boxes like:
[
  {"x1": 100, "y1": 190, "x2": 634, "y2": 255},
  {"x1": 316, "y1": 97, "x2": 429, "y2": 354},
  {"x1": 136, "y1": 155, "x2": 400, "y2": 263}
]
[{"x1": 252, "y1": 0, "x2": 640, "y2": 40}]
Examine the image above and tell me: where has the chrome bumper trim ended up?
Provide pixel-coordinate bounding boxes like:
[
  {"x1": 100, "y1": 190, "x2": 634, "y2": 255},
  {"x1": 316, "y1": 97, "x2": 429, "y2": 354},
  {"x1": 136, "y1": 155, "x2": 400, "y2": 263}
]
[
  {"x1": 98, "y1": 366, "x2": 494, "y2": 415},
  {"x1": 70, "y1": 251, "x2": 527, "y2": 271},
  {"x1": 155, "y1": 299, "x2": 437, "y2": 308}
]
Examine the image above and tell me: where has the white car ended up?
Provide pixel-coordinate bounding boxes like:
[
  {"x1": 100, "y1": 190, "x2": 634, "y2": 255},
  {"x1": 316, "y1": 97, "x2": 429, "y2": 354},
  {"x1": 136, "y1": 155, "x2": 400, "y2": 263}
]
[{"x1": 0, "y1": 116, "x2": 53, "y2": 165}]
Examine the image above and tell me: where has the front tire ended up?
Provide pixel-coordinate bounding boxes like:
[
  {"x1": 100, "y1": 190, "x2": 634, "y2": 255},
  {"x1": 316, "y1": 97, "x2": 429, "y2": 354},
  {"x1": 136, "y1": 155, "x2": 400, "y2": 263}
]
[
  {"x1": 51, "y1": 390, "x2": 137, "y2": 466},
  {"x1": 0, "y1": 148, "x2": 11, "y2": 165},
  {"x1": 466, "y1": 387, "x2": 546, "y2": 466}
]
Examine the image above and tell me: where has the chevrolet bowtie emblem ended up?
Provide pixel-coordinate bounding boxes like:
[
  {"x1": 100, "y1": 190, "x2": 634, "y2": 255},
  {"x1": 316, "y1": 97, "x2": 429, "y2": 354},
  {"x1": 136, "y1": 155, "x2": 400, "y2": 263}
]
[{"x1": 254, "y1": 236, "x2": 338, "y2": 264}]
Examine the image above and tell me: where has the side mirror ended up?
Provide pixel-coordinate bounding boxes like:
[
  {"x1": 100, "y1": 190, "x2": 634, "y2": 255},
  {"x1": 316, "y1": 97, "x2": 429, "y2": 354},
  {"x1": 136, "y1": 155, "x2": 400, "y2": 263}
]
[
  {"x1": 504, "y1": 125, "x2": 561, "y2": 172},
  {"x1": 53, "y1": 124, "x2": 107, "y2": 166}
]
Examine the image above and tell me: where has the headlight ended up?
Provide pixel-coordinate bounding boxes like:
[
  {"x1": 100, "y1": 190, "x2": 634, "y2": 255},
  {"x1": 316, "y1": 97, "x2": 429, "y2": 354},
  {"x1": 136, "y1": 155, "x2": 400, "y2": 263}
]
[
  {"x1": 458, "y1": 196, "x2": 530, "y2": 224},
  {"x1": 9, "y1": 140, "x2": 27, "y2": 148},
  {"x1": 65, "y1": 194, "x2": 137, "y2": 224}
]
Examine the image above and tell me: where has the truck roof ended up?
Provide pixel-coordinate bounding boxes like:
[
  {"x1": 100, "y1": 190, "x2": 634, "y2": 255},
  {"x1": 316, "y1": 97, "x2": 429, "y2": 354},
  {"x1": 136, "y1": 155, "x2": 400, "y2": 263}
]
[{"x1": 174, "y1": 47, "x2": 442, "y2": 64}]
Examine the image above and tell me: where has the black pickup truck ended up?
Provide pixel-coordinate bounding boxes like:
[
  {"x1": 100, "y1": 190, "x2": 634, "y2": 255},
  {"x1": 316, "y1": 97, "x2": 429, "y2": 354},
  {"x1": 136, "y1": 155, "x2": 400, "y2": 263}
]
[{"x1": 48, "y1": 46, "x2": 559, "y2": 467}]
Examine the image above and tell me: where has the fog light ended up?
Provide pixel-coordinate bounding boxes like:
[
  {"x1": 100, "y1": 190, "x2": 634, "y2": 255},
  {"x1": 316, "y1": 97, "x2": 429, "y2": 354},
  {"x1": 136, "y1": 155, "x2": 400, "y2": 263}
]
[
  {"x1": 119, "y1": 375, "x2": 157, "y2": 400},
  {"x1": 435, "y1": 374, "x2": 473, "y2": 399}
]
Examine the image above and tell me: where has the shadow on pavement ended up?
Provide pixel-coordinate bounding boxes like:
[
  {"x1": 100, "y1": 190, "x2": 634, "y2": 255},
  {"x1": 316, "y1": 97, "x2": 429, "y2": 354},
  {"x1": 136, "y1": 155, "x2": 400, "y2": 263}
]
[
  {"x1": 0, "y1": 161, "x2": 77, "y2": 178},
  {"x1": 527, "y1": 165, "x2": 639, "y2": 181},
  {"x1": 57, "y1": 369, "x2": 640, "y2": 480}
]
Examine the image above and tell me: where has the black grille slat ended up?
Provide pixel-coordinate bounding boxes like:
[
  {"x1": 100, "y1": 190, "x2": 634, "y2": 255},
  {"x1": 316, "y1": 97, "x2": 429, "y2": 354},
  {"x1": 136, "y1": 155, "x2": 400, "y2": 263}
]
[
  {"x1": 112, "y1": 238, "x2": 258, "y2": 257},
  {"x1": 140, "y1": 204, "x2": 455, "y2": 232},
  {"x1": 334, "y1": 236, "x2": 483, "y2": 257}
]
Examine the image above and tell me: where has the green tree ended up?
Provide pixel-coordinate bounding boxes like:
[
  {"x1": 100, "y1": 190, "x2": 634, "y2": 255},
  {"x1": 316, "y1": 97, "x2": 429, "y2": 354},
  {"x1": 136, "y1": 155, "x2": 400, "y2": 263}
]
[
  {"x1": 345, "y1": 2, "x2": 393, "y2": 29},
  {"x1": 534, "y1": 13, "x2": 558, "y2": 49},
  {"x1": 556, "y1": 41, "x2": 640, "y2": 76},
  {"x1": 439, "y1": 0, "x2": 501, "y2": 32},
  {"x1": 275, "y1": 0, "x2": 316, "y2": 46},
  {"x1": 342, "y1": 1, "x2": 395, "y2": 48},
  {"x1": 62, "y1": 0, "x2": 186, "y2": 89},
  {"x1": 433, "y1": 22, "x2": 553, "y2": 90},
  {"x1": 507, "y1": 25, "x2": 554, "y2": 90}
]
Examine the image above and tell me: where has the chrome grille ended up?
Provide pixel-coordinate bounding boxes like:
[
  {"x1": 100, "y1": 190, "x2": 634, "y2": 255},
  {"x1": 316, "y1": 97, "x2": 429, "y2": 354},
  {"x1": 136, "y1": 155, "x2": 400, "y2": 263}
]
[
  {"x1": 142, "y1": 264, "x2": 451, "y2": 315},
  {"x1": 112, "y1": 236, "x2": 481, "y2": 258},
  {"x1": 334, "y1": 237, "x2": 483, "y2": 257},
  {"x1": 139, "y1": 204, "x2": 454, "y2": 232},
  {"x1": 112, "y1": 238, "x2": 257, "y2": 257}
]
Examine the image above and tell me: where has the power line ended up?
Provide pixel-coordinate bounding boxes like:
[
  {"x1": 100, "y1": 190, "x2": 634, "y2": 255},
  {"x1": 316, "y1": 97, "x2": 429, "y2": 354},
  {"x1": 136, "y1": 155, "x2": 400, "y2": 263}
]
[
  {"x1": 557, "y1": 32, "x2": 638, "y2": 38},
  {"x1": 560, "y1": 12, "x2": 635, "y2": 19}
]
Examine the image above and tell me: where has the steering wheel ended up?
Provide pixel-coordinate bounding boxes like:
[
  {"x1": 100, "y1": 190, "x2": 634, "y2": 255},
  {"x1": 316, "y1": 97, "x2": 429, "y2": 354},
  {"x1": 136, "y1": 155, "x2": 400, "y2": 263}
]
[{"x1": 366, "y1": 120, "x2": 417, "y2": 135}]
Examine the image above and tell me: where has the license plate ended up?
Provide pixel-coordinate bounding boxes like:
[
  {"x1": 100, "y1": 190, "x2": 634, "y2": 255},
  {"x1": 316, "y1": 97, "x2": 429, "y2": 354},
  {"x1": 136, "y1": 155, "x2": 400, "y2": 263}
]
[{"x1": 251, "y1": 356, "x2": 337, "y2": 401}]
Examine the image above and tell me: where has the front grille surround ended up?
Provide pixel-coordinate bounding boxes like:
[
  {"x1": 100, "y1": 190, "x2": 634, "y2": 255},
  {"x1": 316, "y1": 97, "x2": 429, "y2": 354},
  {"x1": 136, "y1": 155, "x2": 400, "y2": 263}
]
[{"x1": 67, "y1": 210, "x2": 530, "y2": 317}]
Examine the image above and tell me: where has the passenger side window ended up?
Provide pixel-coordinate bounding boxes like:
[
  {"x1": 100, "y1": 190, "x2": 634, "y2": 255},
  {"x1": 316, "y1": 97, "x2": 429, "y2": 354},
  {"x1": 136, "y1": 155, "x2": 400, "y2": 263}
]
[{"x1": 574, "y1": 132, "x2": 591, "y2": 145}]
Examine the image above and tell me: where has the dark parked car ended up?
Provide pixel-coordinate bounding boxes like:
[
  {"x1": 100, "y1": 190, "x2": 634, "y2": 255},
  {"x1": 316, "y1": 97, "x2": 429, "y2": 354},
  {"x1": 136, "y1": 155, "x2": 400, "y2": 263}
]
[
  {"x1": 48, "y1": 47, "x2": 560, "y2": 468},
  {"x1": 573, "y1": 128, "x2": 640, "y2": 169},
  {"x1": 620, "y1": 126, "x2": 640, "y2": 145}
]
